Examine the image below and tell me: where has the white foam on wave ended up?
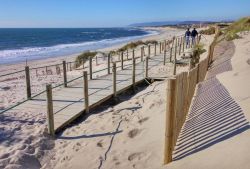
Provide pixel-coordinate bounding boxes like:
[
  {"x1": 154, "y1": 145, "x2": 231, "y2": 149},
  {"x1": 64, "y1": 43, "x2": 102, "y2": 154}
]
[{"x1": 0, "y1": 30, "x2": 159, "y2": 64}]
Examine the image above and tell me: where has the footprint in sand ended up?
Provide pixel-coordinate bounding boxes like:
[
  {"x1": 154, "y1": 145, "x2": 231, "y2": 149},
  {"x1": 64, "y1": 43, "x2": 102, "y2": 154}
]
[
  {"x1": 128, "y1": 152, "x2": 144, "y2": 161},
  {"x1": 138, "y1": 117, "x2": 149, "y2": 124},
  {"x1": 128, "y1": 129, "x2": 140, "y2": 138}
]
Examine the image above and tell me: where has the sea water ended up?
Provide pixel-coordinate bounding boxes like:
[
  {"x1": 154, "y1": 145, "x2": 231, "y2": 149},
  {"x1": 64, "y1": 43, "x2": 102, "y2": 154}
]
[{"x1": 0, "y1": 28, "x2": 158, "y2": 64}]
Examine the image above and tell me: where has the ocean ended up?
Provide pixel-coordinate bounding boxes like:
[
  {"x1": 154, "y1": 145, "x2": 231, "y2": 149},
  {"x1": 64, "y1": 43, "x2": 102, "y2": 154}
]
[{"x1": 0, "y1": 28, "x2": 158, "y2": 64}]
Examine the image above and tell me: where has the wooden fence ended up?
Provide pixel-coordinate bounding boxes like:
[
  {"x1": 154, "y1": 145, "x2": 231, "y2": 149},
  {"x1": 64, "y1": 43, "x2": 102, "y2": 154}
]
[{"x1": 164, "y1": 27, "x2": 220, "y2": 164}]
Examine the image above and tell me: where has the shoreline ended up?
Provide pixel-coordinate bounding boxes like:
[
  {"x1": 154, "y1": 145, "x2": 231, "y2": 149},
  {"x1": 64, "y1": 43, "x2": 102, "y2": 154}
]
[{"x1": 0, "y1": 27, "x2": 183, "y2": 74}]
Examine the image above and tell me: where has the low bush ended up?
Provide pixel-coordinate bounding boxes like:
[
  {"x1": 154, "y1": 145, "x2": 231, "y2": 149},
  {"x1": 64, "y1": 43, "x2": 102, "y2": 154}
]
[
  {"x1": 75, "y1": 51, "x2": 97, "y2": 68},
  {"x1": 199, "y1": 27, "x2": 215, "y2": 35}
]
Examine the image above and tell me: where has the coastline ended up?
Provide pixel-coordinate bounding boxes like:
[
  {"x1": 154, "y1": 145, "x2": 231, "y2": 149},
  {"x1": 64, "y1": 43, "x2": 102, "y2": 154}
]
[{"x1": 0, "y1": 27, "x2": 183, "y2": 75}]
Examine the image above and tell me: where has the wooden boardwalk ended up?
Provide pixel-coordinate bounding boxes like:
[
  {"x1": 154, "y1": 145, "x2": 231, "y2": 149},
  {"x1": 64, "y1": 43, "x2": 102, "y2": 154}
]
[
  {"x1": 10, "y1": 52, "x2": 174, "y2": 133},
  {"x1": 6, "y1": 35, "x2": 193, "y2": 134}
]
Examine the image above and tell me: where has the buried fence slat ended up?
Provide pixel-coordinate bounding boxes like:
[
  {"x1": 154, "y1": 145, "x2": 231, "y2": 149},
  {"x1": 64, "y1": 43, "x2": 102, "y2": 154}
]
[
  {"x1": 25, "y1": 66, "x2": 31, "y2": 100},
  {"x1": 46, "y1": 84, "x2": 55, "y2": 136},
  {"x1": 83, "y1": 71, "x2": 89, "y2": 113},
  {"x1": 164, "y1": 78, "x2": 177, "y2": 164}
]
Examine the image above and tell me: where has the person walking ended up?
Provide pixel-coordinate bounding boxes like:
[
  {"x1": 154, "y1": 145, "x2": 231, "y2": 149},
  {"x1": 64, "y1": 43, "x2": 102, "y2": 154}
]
[
  {"x1": 191, "y1": 28, "x2": 198, "y2": 46},
  {"x1": 185, "y1": 28, "x2": 191, "y2": 48}
]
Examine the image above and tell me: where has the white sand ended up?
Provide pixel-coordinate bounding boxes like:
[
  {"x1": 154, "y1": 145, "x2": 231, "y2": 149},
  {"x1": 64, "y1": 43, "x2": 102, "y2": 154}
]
[{"x1": 44, "y1": 81, "x2": 166, "y2": 169}]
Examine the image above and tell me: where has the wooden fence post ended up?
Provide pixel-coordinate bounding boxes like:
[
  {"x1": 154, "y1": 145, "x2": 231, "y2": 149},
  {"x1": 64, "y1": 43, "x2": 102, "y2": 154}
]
[
  {"x1": 160, "y1": 42, "x2": 162, "y2": 54},
  {"x1": 170, "y1": 47, "x2": 173, "y2": 62},
  {"x1": 96, "y1": 56, "x2": 98, "y2": 65},
  {"x1": 173, "y1": 54, "x2": 177, "y2": 75},
  {"x1": 89, "y1": 56, "x2": 93, "y2": 80},
  {"x1": 25, "y1": 66, "x2": 31, "y2": 99},
  {"x1": 63, "y1": 61, "x2": 67, "y2": 87},
  {"x1": 108, "y1": 54, "x2": 111, "y2": 74},
  {"x1": 141, "y1": 47, "x2": 144, "y2": 62},
  {"x1": 46, "y1": 84, "x2": 55, "y2": 136},
  {"x1": 197, "y1": 63, "x2": 200, "y2": 84},
  {"x1": 127, "y1": 49, "x2": 129, "y2": 59},
  {"x1": 145, "y1": 57, "x2": 149, "y2": 78},
  {"x1": 182, "y1": 37, "x2": 185, "y2": 53},
  {"x1": 164, "y1": 78, "x2": 177, "y2": 164},
  {"x1": 179, "y1": 41, "x2": 181, "y2": 55},
  {"x1": 148, "y1": 45, "x2": 151, "y2": 57},
  {"x1": 132, "y1": 49, "x2": 135, "y2": 60},
  {"x1": 132, "y1": 58, "x2": 136, "y2": 90},
  {"x1": 154, "y1": 43, "x2": 157, "y2": 56},
  {"x1": 164, "y1": 50, "x2": 166, "y2": 65},
  {"x1": 121, "y1": 52, "x2": 124, "y2": 70},
  {"x1": 83, "y1": 71, "x2": 89, "y2": 113},
  {"x1": 112, "y1": 63, "x2": 117, "y2": 97}
]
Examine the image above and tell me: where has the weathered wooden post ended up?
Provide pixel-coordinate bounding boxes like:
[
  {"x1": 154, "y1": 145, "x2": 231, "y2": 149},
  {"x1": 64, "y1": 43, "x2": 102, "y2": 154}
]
[
  {"x1": 70, "y1": 62, "x2": 72, "y2": 71},
  {"x1": 89, "y1": 56, "x2": 93, "y2": 80},
  {"x1": 145, "y1": 57, "x2": 149, "y2": 78},
  {"x1": 25, "y1": 66, "x2": 31, "y2": 99},
  {"x1": 160, "y1": 42, "x2": 162, "y2": 54},
  {"x1": 96, "y1": 56, "x2": 98, "y2": 65},
  {"x1": 121, "y1": 51, "x2": 124, "y2": 70},
  {"x1": 154, "y1": 43, "x2": 157, "y2": 56},
  {"x1": 46, "y1": 84, "x2": 55, "y2": 136},
  {"x1": 148, "y1": 45, "x2": 151, "y2": 57},
  {"x1": 132, "y1": 58, "x2": 136, "y2": 90},
  {"x1": 63, "y1": 61, "x2": 67, "y2": 87},
  {"x1": 173, "y1": 54, "x2": 177, "y2": 75},
  {"x1": 170, "y1": 47, "x2": 173, "y2": 62},
  {"x1": 179, "y1": 41, "x2": 181, "y2": 55},
  {"x1": 197, "y1": 63, "x2": 200, "y2": 84},
  {"x1": 141, "y1": 46, "x2": 144, "y2": 62},
  {"x1": 163, "y1": 50, "x2": 166, "y2": 65},
  {"x1": 108, "y1": 53, "x2": 111, "y2": 74},
  {"x1": 112, "y1": 62, "x2": 117, "y2": 97},
  {"x1": 164, "y1": 78, "x2": 177, "y2": 164},
  {"x1": 132, "y1": 49, "x2": 135, "y2": 60},
  {"x1": 127, "y1": 49, "x2": 129, "y2": 59},
  {"x1": 46, "y1": 66, "x2": 48, "y2": 75},
  {"x1": 182, "y1": 37, "x2": 185, "y2": 53},
  {"x1": 83, "y1": 71, "x2": 89, "y2": 113},
  {"x1": 174, "y1": 45, "x2": 177, "y2": 61}
]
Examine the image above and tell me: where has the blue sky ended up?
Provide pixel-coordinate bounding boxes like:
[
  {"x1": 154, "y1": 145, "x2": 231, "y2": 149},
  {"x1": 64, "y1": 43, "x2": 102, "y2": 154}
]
[{"x1": 0, "y1": 0, "x2": 250, "y2": 28}]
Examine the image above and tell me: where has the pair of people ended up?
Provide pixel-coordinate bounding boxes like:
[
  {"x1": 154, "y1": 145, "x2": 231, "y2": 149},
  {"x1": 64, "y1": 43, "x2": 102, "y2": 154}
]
[{"x1": 185, "y1": 28, "x2": 198, "y2": 47}]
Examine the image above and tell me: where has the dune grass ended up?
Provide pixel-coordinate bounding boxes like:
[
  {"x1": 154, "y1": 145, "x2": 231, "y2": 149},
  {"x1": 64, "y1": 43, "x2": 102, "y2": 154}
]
[
  {"x1": 224, "y1": 17, "x2": 250, "y2": 41},
  {"x1": 199, "y1": 26, "x2": 216, "y2": 35},
  {"x1": 75, "y1": 51, "x2": 97, "y2": 68}
]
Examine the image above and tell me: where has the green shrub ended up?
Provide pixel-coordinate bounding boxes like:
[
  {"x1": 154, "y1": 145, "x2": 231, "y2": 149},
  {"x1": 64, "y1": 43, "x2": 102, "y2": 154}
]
[{"x1": 75, "y1": 51, "x2": 97, "y2": 68}]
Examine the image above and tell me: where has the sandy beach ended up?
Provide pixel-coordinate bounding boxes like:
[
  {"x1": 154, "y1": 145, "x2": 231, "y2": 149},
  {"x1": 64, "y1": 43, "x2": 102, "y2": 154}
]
[{"x1": 0, "y1": 26, "x2": 187, "y2": 169}]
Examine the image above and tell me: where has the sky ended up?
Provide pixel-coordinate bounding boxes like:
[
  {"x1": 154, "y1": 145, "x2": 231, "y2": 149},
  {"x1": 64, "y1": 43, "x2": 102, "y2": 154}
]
[{"x1": 0, "y1": 0, "x2": 250, "y2": 28}]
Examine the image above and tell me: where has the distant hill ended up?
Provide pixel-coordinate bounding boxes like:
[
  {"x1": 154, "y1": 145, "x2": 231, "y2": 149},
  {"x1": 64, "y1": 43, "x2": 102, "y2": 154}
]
[{"x1": 128, "y1": 21, "x2": 228, "y2": 27}]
